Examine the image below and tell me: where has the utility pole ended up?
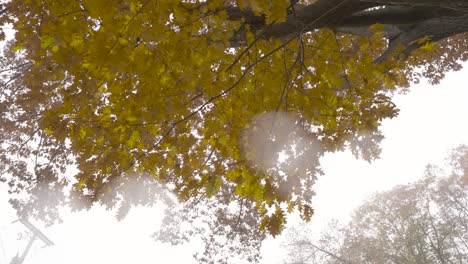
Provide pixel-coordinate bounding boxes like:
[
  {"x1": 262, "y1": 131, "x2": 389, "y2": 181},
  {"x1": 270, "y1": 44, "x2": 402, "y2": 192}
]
[{"x1": 9, "y1": 219, "x2": 53, "y2": 264}]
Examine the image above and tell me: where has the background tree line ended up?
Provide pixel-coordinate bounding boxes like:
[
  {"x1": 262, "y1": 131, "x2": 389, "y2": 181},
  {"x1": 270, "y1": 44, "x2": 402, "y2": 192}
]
[{"x1": 284, "y1": 145, "x2": 468, "y2": 264}]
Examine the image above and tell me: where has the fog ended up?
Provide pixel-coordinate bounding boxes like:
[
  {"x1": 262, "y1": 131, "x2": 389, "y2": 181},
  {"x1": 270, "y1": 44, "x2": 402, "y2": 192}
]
[{"x1": 1, "y1": 66, "x2": 468, "y2": 264}]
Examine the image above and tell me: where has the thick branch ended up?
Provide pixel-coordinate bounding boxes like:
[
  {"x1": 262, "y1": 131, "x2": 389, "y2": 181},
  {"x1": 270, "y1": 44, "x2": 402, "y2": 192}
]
[
  {"x1": 224, "y1": 0, "x2": 468, "y2": 63},
  {"x1": 226, "y1": 0, "x2": 377, "y2": 42},
  {"x1": 338, "y1": 6, "x2": 462, "y2": 27},
  {"x1": 361, "y1": 0, "x2": 468, "y2": 8},
  {"x1": 374, "y1": 13, "x2": 468, "y2": 63}
]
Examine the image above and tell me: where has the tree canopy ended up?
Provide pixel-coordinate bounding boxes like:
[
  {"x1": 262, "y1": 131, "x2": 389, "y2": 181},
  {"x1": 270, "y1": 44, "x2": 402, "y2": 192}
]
[
  {"x1": 1, "y1": 0, "x2": 468, "y2": 261},
  {"x1": 284, "y1": 145, "x2": 468, "y2": 264}
]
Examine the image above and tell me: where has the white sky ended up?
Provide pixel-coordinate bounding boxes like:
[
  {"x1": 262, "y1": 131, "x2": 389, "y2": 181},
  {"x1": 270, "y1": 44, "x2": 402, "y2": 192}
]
[{"x1": 1, "y1": 65, "x2": 468, "y2": 264}]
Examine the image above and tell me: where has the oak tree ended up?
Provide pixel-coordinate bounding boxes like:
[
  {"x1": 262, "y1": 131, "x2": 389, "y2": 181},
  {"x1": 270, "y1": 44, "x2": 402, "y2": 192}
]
[{"x1": 1, "y1": 0, "x2": 468, "y2": 261}]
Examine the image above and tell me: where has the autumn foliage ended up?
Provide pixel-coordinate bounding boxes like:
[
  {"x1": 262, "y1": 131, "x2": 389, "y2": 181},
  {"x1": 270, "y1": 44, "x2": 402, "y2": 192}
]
[{"x1": 1, "y1": 1, "x2": 468, "y2": 261}]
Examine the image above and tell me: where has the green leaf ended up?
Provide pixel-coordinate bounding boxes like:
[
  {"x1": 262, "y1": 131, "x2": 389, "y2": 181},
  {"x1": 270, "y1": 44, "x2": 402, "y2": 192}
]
[{"x1": 40, "y1": 35, "x2": 55, "y2": 49}]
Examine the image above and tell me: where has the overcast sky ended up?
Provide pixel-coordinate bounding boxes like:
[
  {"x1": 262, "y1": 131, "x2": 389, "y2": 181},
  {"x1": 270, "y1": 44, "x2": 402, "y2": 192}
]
[{"x1": 1, "y1": 65, "x2": 468, "y2": 264}]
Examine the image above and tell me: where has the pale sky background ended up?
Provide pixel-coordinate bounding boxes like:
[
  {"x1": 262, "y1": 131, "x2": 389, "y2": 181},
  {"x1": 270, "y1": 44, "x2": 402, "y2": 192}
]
[{"x1": 1, "y1": 64, "x2": 468, "y2": 263}]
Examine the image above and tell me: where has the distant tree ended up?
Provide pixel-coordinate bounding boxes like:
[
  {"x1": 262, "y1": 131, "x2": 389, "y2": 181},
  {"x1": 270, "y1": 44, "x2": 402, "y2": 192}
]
[
  {"x1": 284, "y1": 145, "x2": 468, "y2": 264},
  {"x1": 1, "y1": 1, "x2": 468, "y2": 261}
]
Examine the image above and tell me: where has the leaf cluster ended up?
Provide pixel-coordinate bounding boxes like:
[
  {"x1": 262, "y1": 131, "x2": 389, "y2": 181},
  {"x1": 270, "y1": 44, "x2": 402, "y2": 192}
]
[{"x1": 0, "y1": 1, "x2": 467, "y2": 260}]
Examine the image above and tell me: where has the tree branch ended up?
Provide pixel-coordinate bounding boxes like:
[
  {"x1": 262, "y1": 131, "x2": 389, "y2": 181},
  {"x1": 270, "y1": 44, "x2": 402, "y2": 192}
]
[{"x1": 223, "y1": 0, "x2": 468, "y2": 64}]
